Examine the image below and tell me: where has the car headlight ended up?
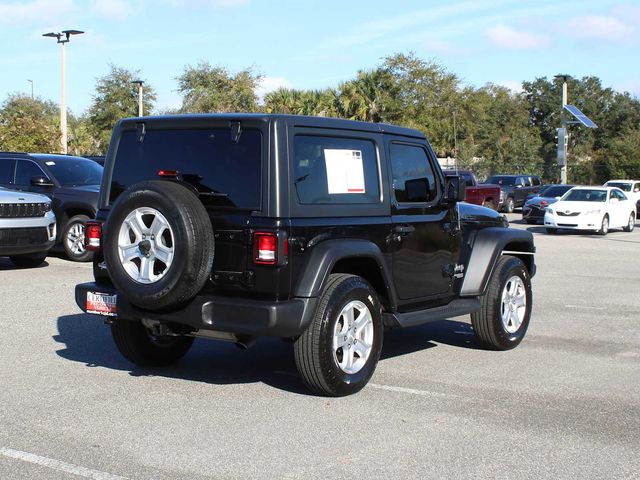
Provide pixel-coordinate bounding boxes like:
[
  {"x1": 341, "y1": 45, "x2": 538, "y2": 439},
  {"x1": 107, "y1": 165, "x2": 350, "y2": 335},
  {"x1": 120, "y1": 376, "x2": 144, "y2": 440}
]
[
  {"x1": 44, "y1": 203, "x2": 51, "y2": 212},
  {"x1": 585, "y1": 209, "x2": 601, "y2": 215}
]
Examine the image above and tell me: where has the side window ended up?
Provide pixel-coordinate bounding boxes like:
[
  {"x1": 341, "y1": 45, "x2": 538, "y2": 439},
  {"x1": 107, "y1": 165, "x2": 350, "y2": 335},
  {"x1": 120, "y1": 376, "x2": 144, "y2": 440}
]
[
  {"x1": 15, "y1": 160, "x2": 45, "y2": 186},
  {"x1": 613, "y1": 189, "x2": 627, "y2": 201},
  {"x1": 634, "y1": 183, "x2": 640, "y2": 193},
  {"x1": 0, "y1": 159, "x2": 15, "y2": 184},
  {"x1": 463, "y1": 173, "x2": 474, "y2": 187},
  {"x1": 521, "y1": 177, "x2": 532, "y2": 187},
  {"x1": 389, "y1": 143, "x2": 437, "y2": 203},
  {"x1": 531, "y1": 177, "x2": 541, "y2": 186},
  {"x1": 293, "y1": 135, "x2": 380, "y2": 205}
]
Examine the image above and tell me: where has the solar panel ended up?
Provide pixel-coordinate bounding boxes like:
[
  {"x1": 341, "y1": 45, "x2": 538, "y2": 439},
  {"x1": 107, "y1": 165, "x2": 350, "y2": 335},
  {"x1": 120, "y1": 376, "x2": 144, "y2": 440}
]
[{"x1": 564, "y1": 105, "x2": 598, "y2": 128}]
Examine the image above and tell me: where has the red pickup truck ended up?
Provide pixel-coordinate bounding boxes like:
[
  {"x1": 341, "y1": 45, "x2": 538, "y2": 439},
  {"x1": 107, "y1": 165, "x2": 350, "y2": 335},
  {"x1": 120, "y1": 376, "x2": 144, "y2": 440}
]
[{"x1": 443, "y1": 169, "x2": 501, "y2": 210}]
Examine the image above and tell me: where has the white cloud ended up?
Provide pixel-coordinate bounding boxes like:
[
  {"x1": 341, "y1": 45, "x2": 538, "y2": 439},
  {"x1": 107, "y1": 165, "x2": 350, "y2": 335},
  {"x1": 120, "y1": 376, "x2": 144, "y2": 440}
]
[
  {"x1": 160, "y1": 0, "x2": 248, "y2": 8},
  {"x1": 565, "y1": 15, "x2": 633, "y2": 41},
  {"x1": 496, "y1": 80, "x2": 523, "y2": 93},
  {"x1": 0, "y1": 0, "x2": 74, "y2": 24},
  {"x1": 486, "y1": 25, "x2": 550, "y2": 49},
  {"x1": 91, "y1": 0, "x2": 134, "y2": 20},
  {"x1": 256, "y1": 76, "x2": 292, "y2": 102}
]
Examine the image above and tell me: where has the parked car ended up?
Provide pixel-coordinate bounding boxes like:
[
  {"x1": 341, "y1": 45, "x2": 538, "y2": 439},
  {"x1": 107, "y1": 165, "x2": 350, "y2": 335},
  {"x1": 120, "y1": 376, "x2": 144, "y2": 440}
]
[
  {"x1": 522, "y1": 184, "x2": 575, "y2": 224},
  {"x1": 484, "y1": 174, "x2": 543, "y2": 213},
  {"x1": 603, "y1": 179, "x2": 640, "y2": 215},
  {"x1": 0, "y1": 186, "x2": 56, "y2": 267},
  {"x1": 443, "y1": 169, "x2": 500, "y2": 209},
  {"x1": 0, "y1": 153, "x2": 103, "y2": 261},
  {"x1": 544, "y1": 186, "x2": 636, "y2": 235},
  {"x1": 74, "y1": 114, "x2": 536, "y2": 397}
]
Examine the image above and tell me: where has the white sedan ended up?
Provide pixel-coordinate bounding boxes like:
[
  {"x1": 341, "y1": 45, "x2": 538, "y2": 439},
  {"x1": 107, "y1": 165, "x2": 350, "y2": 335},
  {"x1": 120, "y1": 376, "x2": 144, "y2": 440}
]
[{"x1": 544, "y1": 186, "x2": 636, "y2": 235}]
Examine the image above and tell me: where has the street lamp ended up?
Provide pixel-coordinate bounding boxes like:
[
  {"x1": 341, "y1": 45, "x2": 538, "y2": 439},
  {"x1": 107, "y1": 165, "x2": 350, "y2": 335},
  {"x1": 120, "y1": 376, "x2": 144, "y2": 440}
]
[
  {"x1": 43, "y1": 29, "x2": 84, "y2": 154},
  {"x1": 27, "y1": 79, "x2": 34, "y2": 99},
  {"x1": 131, "y1": 80, "x2": 144, "y2": 116}
]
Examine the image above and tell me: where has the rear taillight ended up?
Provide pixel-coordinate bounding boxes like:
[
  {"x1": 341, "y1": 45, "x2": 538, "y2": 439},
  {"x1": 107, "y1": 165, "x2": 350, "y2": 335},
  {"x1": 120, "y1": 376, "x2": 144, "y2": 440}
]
[
  {"x1": 253, "y1": 231, "x2": 288, "y2": 266},
  {"x1": 85, "y1": 221, "x2": 102, "y2": 251}
]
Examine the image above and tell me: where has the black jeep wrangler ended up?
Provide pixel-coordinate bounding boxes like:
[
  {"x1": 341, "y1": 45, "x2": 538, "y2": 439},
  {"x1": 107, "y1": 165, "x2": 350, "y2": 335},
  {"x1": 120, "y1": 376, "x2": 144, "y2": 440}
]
[{"x1": 75, "y1": 114, "x2": 536, "y2": 396}]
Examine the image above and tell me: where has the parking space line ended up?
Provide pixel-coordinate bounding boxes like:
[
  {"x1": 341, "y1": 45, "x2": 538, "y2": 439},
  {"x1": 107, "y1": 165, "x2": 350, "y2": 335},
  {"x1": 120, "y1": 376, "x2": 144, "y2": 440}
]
[{"x1": 0, "y1": 447, "x2": 128, "y2": 480}]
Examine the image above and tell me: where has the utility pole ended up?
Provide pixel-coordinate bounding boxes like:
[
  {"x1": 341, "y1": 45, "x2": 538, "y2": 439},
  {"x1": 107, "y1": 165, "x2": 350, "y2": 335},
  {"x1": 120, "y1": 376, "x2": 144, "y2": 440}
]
[
  {"x1": 132, "y1": 80, "x2": 144, "y2": 116},
  {"x1": 27, "y1": 79, "x2": 34, "y2": 99},
  {"x1": 42, "y1": 30, "x2": 84, "y2": 154}
]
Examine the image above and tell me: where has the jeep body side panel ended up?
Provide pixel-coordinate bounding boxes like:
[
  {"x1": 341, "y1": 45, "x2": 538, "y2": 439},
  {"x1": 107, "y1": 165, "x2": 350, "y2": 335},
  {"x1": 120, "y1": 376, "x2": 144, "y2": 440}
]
[
  {"x1": 292, "y1": 237, "x2": 395, "y2": 302},
  {"x1": 460, "y1": 227, "x2": 535, "y2": 297}
]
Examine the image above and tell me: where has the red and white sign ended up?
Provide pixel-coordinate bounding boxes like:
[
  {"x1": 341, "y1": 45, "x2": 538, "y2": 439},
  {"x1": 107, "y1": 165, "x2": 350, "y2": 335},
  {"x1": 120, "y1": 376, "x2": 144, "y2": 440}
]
[{"x1": 86, "y1": 291, "x2": 117, "y2": 317}]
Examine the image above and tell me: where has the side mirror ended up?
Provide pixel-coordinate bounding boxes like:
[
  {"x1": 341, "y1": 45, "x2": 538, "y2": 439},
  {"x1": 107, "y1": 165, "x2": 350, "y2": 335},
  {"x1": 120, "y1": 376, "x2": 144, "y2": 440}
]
[
  {"x1": 609, "y1": 197, "x2": 619, "y2": 204},
  {"x1": 405, "y1": 178, "x2": 430, "y2": 203},
  {"x1": 30, "y1": 176, "x2": 54, "y2": 187},
  {"x1": 444, "y1": 175, "x2": 466, "y2": 203}
]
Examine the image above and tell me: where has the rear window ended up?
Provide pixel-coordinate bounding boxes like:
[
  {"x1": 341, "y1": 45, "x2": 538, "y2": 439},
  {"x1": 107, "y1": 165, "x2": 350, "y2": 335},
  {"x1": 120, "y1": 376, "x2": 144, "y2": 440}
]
[
  {"x1": 605, "y1": 182, "x2": 631, "y2": 192},
  {"x1": 293, "y1": 135, "x2": 380, "y2": 205},
  {"x1": 485, "y1": 176, "x2": 515, "y2": 186},
  {"x1": 110, "y1": 128, "x2": 262, "y2": 209}
]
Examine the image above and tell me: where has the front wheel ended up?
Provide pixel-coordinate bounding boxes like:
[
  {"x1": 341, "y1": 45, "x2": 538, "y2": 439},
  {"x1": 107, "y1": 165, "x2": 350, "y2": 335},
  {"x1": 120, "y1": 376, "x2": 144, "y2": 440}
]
[
  {"x1": 623, "y1": 213, "x2": 635, "y2": 232},
  {"x1": 294, "y1": 274, "x2": 383, "y2": 396},
  {"x1": 503, "y1": 197, "x2": 515, "y2": 213},
  {"x1": 111, "y1": 319, "x2": 194, "y2": 367},
  {"x1": 598, "y1": 214, "x2": 609, "y2": 236},
  {"x1": 471, "y1": 256, "x2": 532, "y2": 350},
  {"x1": 63, "y1": 215, "x2": 93, "y2": 262}
]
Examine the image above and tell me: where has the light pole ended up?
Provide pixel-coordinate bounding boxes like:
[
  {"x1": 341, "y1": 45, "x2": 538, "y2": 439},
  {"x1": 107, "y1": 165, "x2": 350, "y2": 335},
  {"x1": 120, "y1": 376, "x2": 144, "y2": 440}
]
[
  {"x1": 43, "y1": 29, "x2": 84, "y2": 154},
  {"x1": 27, "y1": 79, "x2": 34, "y2": 99},
  {"x1": 555, "y1": 74, "x2": 570, "y2": 184},
  {"x1": 132, "y1": 80, "x2": 144, "y2": 116}
]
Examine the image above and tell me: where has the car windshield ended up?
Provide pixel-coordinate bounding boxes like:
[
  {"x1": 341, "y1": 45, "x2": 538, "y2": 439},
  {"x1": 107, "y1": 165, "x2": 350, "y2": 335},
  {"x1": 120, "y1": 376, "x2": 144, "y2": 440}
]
[
  {"x1": 542, "y1": 186, "x2": 573, "y2": 197},
  {"x1": 605, "y1": 182, "x2": 631, "y2": 192},
  {"x1": 485, "y1": 176, "x2": 515, "y2": 186},
  {"x1": 46, "y1": 158, "x2": 103, "y2": 186},
  {"x1": 562, "y1": 189, "x2": 607, "y2": 202}
]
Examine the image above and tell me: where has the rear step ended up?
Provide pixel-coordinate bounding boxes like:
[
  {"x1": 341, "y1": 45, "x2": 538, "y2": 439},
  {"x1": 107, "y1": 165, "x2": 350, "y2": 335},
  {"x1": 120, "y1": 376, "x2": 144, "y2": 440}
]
[{"x1": 383, "y1": 298, "x2": 480, "y2": 328}]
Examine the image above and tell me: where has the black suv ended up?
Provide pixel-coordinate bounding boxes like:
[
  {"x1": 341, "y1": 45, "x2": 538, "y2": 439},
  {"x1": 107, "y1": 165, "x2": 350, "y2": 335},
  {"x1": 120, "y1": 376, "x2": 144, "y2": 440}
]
[
  {"x1": 0, "y1": 153, "x2": 103, "y2": 261},
  {"x1": 484, "y1": 174, "x2": 543, "y2": 213},
  {"x1": 75, "y1": 114, "x2": 536, "y2": 396}
]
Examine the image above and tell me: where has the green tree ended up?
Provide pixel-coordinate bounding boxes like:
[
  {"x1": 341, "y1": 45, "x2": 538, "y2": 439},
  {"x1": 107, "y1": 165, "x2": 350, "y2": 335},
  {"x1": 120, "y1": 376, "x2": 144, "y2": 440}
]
[
  {"x1": 0, "y1": 94, "x2": 60, "y2": 152},
  {"x1": 88, "y1": 64, "x2": 156, "y2": 153},
  {"x1": 177, "y1": 62, "x2": 262, "y2": 113}
]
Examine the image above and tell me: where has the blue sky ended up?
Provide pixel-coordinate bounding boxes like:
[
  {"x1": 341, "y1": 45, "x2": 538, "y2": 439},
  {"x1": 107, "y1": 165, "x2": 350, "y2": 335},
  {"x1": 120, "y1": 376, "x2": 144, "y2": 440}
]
[{"x1": 1, "y1": 0, "x2": 639, "y2": 115}]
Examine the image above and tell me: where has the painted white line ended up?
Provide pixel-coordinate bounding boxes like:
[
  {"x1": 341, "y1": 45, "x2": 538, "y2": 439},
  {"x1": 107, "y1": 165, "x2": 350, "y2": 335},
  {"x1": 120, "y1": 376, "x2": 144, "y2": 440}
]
[
  {"x1": 0, "y1": 447, "x2": 128, "y2": 480},
  {"x1": 368, "y1": 383, "x2": 466, "y2": 400},
  {"x1": 564, "y1": 305, "x2": 605, "y2": 310},
  {"x1": 274, "y1": 371, "x2": 466, "y2": 401}
]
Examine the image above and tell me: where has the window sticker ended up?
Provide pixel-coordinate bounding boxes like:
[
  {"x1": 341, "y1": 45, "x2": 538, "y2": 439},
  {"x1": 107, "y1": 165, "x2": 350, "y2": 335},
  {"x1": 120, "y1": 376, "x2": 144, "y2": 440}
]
[
  {"x1": 324, "y1": 149, "x2": 365, "y2": 194},
  {"x1": 45, "y1": 161, "x2": 56, "y2": 166}
]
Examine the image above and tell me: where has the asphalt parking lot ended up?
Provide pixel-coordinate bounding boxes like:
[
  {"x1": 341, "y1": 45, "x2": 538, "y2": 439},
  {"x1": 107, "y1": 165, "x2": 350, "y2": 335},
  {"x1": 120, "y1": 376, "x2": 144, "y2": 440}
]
[{"x1": 1, "y1": 213, "x2": 639, "y2": 480}]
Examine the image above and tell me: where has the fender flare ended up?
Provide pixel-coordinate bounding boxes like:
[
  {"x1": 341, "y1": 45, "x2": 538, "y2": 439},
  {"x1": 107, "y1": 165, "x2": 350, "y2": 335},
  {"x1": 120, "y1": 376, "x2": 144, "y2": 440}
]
[
  {"x1": 293, "y1": 239, "x2": 395, "y2": 303},
  {"x1": 460, "y1": 227, "x2": 535, "y2": 297}
]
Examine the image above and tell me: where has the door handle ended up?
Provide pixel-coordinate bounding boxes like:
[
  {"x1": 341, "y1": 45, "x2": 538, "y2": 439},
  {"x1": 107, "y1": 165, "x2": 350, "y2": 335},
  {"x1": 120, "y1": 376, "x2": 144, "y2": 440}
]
[{"x1": 393, "y1": 225, "x2": 415, "y2": 234}]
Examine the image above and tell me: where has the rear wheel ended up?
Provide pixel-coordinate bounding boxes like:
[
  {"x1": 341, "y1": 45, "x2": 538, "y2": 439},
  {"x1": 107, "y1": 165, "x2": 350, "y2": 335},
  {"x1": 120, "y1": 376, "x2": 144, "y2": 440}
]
[
  {"x1": 598, "y1": 214, "x2": 609, "y2": 236},
  {"x1": 471, "y1": 256, "x2": 532, "y2": 350},
  {"x1": 9, "y1": 253, "x2": 47, "y2": 268},
  {"x1": 111, "y1": 319, "x2": 194, "y2": 367},
  {"x1": 623, "y1": 212, "x2": 635, "y2": 232},
  {"x1": 63, "y1": 214, "x2": 93, "y2": 262},
  {"x1": 294, "y1": 274, "x2": 383, "y2": 396}
]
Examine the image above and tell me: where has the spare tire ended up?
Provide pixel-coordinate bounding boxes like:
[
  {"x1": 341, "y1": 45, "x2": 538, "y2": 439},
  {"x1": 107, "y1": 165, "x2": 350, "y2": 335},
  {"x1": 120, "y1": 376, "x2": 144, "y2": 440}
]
[{"x1": 103, "y1": 180, "x2": 214, "y2": 310}]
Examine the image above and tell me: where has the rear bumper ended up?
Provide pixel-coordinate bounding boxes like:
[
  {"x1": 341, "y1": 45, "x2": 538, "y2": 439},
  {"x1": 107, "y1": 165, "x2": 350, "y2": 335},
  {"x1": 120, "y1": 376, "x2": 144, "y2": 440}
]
[{"x1": 75, "y1": 282, "x2": 317, "y2": 338}]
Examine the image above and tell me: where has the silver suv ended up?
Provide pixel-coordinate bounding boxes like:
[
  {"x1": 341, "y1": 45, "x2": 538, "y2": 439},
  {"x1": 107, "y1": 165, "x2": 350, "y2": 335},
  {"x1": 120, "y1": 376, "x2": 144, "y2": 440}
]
[{"x1": 0, "y1": 187, "x2": 56, "y2": 267}]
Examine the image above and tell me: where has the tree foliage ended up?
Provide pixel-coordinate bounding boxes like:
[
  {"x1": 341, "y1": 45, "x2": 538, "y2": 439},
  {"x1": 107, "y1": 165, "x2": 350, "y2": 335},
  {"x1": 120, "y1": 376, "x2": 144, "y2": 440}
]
[
  {"x1": 177, "y1": 62, "x2": 262, "y2": 113},
  {"x1": 88, "y1": 64, "x2": 156, "y2": 152},
  {"x1": 0, "y1": 95, "x2": 60, "y2": 152}
]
